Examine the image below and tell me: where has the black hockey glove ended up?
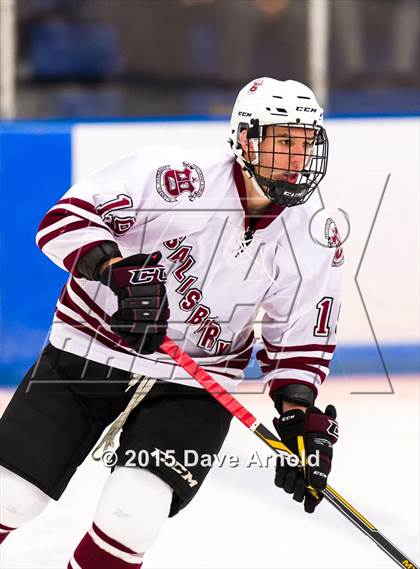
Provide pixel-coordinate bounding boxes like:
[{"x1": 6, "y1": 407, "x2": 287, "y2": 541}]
[
  {"x1": 100, "y1": 252, "x2": 169, "y2": 354},
  {"x1": 273, "y1": 404, "x2": 338, "y2": 513}
]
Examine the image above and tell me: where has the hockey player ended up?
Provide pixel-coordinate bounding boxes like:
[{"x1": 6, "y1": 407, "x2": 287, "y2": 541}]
[{"x1": 0, "y1": 78, "x2": 342, "y2": 568}]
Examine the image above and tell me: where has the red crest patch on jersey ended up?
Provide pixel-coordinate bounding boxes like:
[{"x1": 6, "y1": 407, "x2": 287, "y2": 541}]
[
  {"x1": 156, "y1": 162, "x2": 205, "y2": 203},
  {"x1": 96, "y1": 194, "x2": 135, "y2": 236},
  {"x1": 325, "y1": 218, "x2": 344, "y2": 267}
]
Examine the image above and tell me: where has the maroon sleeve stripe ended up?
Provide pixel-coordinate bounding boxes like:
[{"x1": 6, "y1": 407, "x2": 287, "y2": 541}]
[
  {"x1": 37, "y1": 208, "x2": 93, "y2": 233},
  {"x1": 63, "y1": 240, "x2": 115, "y2": 275},
  {"x1": 54, "y1": 308, "x2": 182, "y2": 371},
  {"x1": 37, "y1": 209, "x2": 75, "y2": 233},
  {"x1": 262, "y1": 337, "x2": 336, "y2": 353},
  {"x1": 57, "y1": 197, "x2": 97, "y2": 214},
  {"x1": 54, "y1": 308, "x2": 134, "y2": 356},
  {"x1": 60, "y1": 291, "x2": 199, "y2": 374},
  {"x1": 37, "y1": 200, "x2": 101, "y2": 233},
  {"x1": 68, "y1": 279, "x2": 112, "y2": 324},
  {"x1": 258, "y1": 350, "x2": 329, "y2": 381},
  {"x1": 257, "y1": 350, "x2": 331, "y2": 368},
  {"x1": 38, "y1": 219, "x2": 106, "y2": 250},
  {"x1": 59, "y1": 289, "x2": 125, "y2": 347},
  {"x1": 262, "y1": 361, "x2": 327, "y2": 382}
]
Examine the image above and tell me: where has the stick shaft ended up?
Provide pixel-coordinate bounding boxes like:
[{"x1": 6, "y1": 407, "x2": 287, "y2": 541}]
[{"x1": 161, "y1": 338, "x2": 418, "y2": 569}]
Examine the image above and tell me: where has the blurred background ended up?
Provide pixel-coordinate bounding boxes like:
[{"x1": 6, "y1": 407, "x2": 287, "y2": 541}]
[
  {"x1": 1, "y1": 0, "x2": 419, "y2": 119},
  {"x1": 0, "y1": 2, "x2": 419, "y2": 568},
  {"x1": 0, "y1": 0, "x2": 419, "y2": 384}
]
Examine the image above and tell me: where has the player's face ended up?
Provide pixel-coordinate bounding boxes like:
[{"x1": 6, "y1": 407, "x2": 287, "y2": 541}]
[{"x1": 252, "y1": 125, "x2": 316, "y2": 184}]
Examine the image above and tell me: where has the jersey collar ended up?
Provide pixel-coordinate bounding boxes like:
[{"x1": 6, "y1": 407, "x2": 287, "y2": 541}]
[{"x1": 233, "y1": 161, "x2": 285, "y2": 232}]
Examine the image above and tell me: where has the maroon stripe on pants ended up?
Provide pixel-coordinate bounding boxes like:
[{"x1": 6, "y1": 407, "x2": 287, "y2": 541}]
[{"x1": 72, "y1": 531, "x2": 143, "y2": 569}]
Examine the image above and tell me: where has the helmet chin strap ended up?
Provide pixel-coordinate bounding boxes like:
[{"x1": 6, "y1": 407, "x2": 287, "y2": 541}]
[
  {"x1": 254, "y1": 174, "x2": 309, "y2": 206},
  {"x1": 233, "y1": 139, "x2": 314, "y2": 207},
  {"x1": 235, "y1": 154, "x2": 269, "y2": 200},
  {"x1": 236, "y1": 153, "x2": 311, "y2": 207}
]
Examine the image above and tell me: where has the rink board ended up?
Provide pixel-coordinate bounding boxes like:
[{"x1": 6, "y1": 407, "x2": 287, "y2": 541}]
[{"x1": 0, "y1": 117, "x2": 419, "y2": 385}]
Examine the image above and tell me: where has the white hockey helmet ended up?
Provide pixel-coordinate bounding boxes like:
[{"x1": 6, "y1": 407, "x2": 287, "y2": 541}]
[{"x1": 229, "y1": 77, "x2": 329, "y2": 207}]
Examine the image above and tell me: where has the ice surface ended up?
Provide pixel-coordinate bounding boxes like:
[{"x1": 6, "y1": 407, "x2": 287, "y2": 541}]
[{"x1": 1, "y1": 376, "x2": 419, "y2": 569}]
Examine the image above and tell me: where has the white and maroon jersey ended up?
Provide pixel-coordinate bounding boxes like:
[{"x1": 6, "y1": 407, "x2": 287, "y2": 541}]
[{"x1": 36, "y1": 146, "x2": 344, "y2": 396}]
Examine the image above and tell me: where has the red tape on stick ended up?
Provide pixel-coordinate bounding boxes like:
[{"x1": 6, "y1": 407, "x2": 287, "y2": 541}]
[{"x1": 161, "y1": 337, "x2": 257, "y2": 429}]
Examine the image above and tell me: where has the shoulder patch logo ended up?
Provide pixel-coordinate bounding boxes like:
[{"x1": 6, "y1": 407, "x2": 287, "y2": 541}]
[
  {"x1": 156, "y1": 162, "x2": 205, "y2": 203},
  {"x1": 96, "y1": 194, "x2": 135, "y2": 236},
  {"x1": 325, "y1": 218, "x2": 344, "y2": 267}
]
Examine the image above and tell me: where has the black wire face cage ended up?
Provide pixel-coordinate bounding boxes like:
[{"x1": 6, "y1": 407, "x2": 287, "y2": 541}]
[{"x1": 242, "y1": 120, "x2": 329, "y2": 207}]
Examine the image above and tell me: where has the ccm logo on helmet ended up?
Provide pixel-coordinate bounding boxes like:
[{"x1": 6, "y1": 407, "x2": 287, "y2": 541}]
[
  {"x1": 129, "y1": 267, "x2": 167, "y2": 285},
  {"x1": 238, "y1": 111, "x2": 252, "y2": 117},
  {"x1": 296, "y1": 106, "x2": 317, "y2": 112}
]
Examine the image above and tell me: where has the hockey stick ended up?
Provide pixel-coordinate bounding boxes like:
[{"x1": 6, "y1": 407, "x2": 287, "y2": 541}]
[{"x1": 160, "y1": 337, "x2": 418, "y2": 569}]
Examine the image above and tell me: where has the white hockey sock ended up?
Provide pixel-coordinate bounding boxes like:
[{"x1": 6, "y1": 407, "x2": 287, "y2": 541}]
[
  {"x1": 93, "y1": 467, "x2": 173, "y2": 552},
  {"x1": 0, "y1": 465, "x2": 50, "y2": 539},
  {"x1": 68, "y1": 466, "x2": 173, "y2": 567}
]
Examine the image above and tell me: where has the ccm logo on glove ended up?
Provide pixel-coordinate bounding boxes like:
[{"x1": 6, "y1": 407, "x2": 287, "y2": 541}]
[
  {"x1": 273, "y1": 404, "x2": 339, "y2": 514},
  {"x1": 100, "y1": 251, "x2": 170, "y2": 354},
  {"x1": 129, "y1": 266, "x2": 167, "y2": 285}
]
